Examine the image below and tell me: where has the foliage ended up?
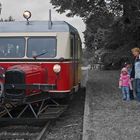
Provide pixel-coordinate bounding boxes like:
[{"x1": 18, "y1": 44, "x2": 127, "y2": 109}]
[
  {"x1": 50, "y1": 0, "x2": 98, "y2": 17},
  {"x1": 0, "y1": 16, "x2": 15, "y2": 22},
  {"x1": 0, "y1": 3, "x2": 15, "y2": 22},
  {"x1": 51, "y1": 0, "x2": 140, "y2": 68}
]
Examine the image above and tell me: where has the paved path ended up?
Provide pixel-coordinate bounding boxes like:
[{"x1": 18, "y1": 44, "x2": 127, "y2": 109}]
[{"x1": 83, "y1": 70, "x2": 140, "y2": 140}]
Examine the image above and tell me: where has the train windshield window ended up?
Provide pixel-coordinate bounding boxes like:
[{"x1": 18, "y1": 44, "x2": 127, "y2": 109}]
[
  {"x1": 0, "y1": 38, "x2": 25, "y2": 58},
  {"x1": 27, "y1": 37, "x2": 56, "y2": 58}
]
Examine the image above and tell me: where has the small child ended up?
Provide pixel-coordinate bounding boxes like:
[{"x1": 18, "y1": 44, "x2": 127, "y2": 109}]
[
  {"x1": 119, "y1": 67, "x2": 133, "y2": 101},
  {"x1": 125, "y1": 63, "x2": 134, "y2": 100}
]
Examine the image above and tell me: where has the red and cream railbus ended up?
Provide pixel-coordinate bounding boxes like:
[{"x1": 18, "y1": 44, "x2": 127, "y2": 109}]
[{"x1": 0, "y1": 11, "x2": 82, "y2": 102}]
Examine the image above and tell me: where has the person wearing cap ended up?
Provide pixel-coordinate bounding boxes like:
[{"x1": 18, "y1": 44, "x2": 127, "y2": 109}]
[
  {"x1": 119, "y1": 67, "x2": 132, "y2": 101},
  {"x1": 131, "y1": 48, "x2": 140, "y2": 101}
]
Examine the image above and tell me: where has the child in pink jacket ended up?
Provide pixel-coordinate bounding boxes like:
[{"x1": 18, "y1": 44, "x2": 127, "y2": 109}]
[{"x1": 119, "y1": 67, "x2": 132, "y2": 101}]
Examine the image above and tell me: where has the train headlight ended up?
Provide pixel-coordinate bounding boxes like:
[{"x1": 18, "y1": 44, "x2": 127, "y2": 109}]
[
  {"x1": 53, "y1": 64, "x2": 61, "y2": 73},
  {"x1": 23, "y1": 10, "x2": 32, "y2": 20}
]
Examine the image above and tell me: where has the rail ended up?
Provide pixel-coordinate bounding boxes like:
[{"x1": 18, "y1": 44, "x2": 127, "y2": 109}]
[{"x1": 0, "y1": 98, "x2": 68, "y2": 139}]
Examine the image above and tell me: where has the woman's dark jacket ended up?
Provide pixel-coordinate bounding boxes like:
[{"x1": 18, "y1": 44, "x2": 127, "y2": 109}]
[{"x1": 131, "y1": 56, "x2": 140, "y2": 79}]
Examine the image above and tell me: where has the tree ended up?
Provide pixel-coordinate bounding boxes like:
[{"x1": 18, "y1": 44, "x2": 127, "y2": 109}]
[
  {"x1": 50, "y1": 0, "x2": 95, "y2": 17},
  {"x1": 50, "y1": 0, "x2": 118, "y2": 51},
  {"x1": 0, "y1": 16, "x2": 15, "y2": 22},
  {"x1": 50, "y1": 0, "x2": 140, "y2": 68},
  {"x1": 0, "y1": 3, "x2": 14, "y2": 22}
]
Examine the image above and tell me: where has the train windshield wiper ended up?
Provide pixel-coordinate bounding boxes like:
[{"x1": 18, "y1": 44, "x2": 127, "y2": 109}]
[{"x1": 33, "y1": 51, "x2": 48, "y2": 59}]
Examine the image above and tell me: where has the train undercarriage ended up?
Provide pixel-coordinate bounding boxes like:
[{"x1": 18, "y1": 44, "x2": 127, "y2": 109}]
[{"x1": 0, "y1": 93, "x2": 68, "y2": 124}]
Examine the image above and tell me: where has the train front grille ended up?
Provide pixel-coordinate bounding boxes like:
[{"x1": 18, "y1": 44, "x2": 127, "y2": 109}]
[{"x1": 4, "y1": 69, "x2": 25, "y2": 100}]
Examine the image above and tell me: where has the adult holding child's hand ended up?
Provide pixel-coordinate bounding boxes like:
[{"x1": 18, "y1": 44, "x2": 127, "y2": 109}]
[{"x1": 131, "y1": 48, "x2": 140, "y2": 101}]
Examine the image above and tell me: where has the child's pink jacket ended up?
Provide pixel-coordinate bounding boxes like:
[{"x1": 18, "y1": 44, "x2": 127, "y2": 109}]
[{"x1": 119, "y1": 74, "x2": 132, "y2": 90}]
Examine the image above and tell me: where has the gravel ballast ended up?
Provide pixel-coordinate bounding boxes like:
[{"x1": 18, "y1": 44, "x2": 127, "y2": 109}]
[
  {"x1": 45, "y1": 89, "x2": 86, "y2": 140},
  {"x1": 83, "y1": 70, "x2": 140, "y2": 140}
]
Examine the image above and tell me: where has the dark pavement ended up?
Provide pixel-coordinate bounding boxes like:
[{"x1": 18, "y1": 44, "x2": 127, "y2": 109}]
[{"x1": 83, "y1": 70, "x2": 140, "y2": 140}]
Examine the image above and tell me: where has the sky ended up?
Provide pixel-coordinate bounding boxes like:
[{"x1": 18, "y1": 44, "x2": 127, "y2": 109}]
[{"x1": 0, "y1": 0, "x2": 85, "y2": 46}]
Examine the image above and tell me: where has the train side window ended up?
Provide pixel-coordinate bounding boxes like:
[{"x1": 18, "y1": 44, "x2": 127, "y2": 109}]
[
  {"x1": 78, "y1": 38, "x2": 81, "y2": 59},
  {"x1": 70, "y1": 36, "x2": 74, "y2": 57},
  {"x1": 75, "y1": 38, "x2": 78, "y2": 59},
  {"x1": 70, "y1": 35, "x2": 79, "y2": 59}
]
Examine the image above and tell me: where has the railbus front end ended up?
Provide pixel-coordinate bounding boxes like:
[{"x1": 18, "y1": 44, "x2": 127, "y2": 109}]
[{"x1": 0, "y1": 20, "x2": 82, "y2": 103}]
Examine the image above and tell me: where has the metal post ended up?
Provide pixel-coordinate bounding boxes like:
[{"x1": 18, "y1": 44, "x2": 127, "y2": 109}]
[
  {"x1": 0, "y1": 3, "x2": 2, "y2": 15},
  {"x1": 48, "y1": 9, "x2": 52, "y2": 29}
]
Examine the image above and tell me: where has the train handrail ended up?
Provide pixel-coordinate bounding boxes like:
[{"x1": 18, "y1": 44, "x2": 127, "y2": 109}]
[{"x1": 0, "y1": 81, "x2": 4, "y2": 96}]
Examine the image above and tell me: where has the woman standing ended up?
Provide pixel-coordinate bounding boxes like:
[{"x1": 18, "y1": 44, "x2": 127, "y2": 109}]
[{"x1": 131, "y1": 48, "x2": 140, "y2": 101}]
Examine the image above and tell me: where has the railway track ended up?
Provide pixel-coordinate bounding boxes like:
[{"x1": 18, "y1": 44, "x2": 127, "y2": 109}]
[
  {"x1": 0, "y1": 99, "x2": 68, "y2": 140},
  {"x1": 0, "y1": 121, "x2": 50, "y2": 140}
]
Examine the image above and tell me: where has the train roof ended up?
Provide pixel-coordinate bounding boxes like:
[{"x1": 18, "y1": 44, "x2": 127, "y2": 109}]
[{"x1": 0, "y1": 21, "x2": 78, "y2": 33}]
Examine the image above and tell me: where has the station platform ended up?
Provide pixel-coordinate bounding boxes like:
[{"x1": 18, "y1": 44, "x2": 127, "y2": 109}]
[{"x1": 83, "y1": 70, "x2": 140, "y2": 140}]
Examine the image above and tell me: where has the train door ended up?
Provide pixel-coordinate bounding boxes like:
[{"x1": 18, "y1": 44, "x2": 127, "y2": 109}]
[
  {"x1": 77, "y1": 37, "x2": 82, "y2": 84},
  {"x1": 75, "y1": 37, "x2": 79, "y2": 86},
  {"x1": 70, "y1": 34, "x2": 78, "y2": 87}
]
